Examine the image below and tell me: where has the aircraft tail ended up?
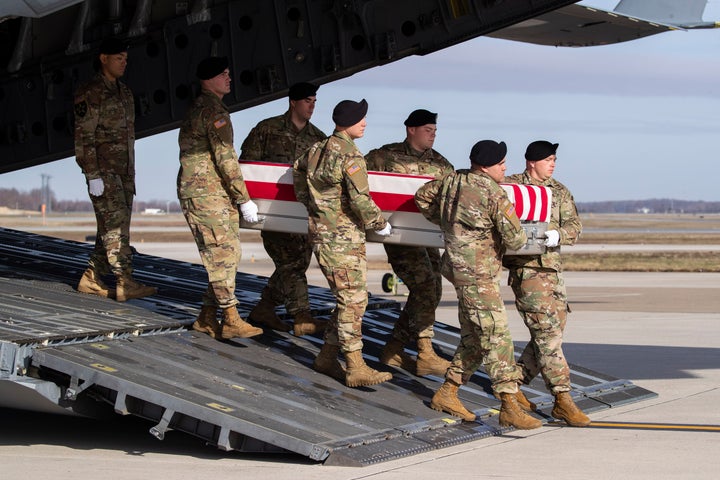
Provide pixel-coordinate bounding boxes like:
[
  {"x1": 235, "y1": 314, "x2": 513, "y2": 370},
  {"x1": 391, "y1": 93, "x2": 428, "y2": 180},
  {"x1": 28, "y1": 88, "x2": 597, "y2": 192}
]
[{"x1": 614, "y1": 0, "x2": 715, "y2": 28}]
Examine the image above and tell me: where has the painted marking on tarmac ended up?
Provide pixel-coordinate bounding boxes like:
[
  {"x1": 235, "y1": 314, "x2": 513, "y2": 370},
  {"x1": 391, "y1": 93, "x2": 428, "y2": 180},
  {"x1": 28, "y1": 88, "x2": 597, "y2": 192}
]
[{"x1": 587, "y1": 421, "x2": 720, "y2": 432}]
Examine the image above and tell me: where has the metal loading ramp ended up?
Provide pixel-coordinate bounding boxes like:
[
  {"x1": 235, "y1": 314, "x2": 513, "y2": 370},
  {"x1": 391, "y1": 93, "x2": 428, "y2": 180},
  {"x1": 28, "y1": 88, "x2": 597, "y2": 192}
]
[
  {"x1": 0, "y1": 228, "x2": 658, "y2": 466},
  {"x1": 27, "y1": 323, "x2": 657, "y2": 467}
]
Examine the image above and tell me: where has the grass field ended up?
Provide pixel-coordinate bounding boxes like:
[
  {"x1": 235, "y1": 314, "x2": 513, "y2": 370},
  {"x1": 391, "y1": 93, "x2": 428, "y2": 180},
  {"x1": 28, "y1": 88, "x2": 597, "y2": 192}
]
[{"x1": 2, "y1": 211, "x2": 719, "y2": 272}]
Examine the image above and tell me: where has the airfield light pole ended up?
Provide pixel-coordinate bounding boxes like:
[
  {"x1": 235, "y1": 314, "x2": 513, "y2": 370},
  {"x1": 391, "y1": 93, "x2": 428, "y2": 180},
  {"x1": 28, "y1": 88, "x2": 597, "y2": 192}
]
[{"x1": 40, "y1": 173, "x2": 51, "y2": 221}]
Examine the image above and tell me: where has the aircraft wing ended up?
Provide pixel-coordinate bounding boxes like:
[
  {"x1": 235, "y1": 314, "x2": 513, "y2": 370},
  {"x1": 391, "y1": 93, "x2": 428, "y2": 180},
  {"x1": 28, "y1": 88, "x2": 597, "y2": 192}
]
[
  {"x1": 488, "y1": 2, "x2": 718, "y2": 47},
  {"x1": 487, "y1": 3, "x2": 676, "y2": 47}
]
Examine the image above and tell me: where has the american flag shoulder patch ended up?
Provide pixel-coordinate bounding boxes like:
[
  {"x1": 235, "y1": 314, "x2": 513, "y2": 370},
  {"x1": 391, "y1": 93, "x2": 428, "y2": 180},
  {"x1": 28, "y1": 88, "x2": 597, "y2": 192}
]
[
  {"x1": 346, "y1": 163, "x2": 361, "y2": 175},
  {"x1": 213, "y1": 118, "x2": 227, "y2": 129},
  {"x1": 502, "y1": 201, "x2": 516, "y2": 220}
]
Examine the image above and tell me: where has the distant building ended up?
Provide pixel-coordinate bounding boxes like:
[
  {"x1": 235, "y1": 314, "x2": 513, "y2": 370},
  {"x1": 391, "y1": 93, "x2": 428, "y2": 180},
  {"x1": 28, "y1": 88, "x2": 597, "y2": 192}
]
[{"x1": 142, "y1": 208, "x2": 164, "y2": 215}]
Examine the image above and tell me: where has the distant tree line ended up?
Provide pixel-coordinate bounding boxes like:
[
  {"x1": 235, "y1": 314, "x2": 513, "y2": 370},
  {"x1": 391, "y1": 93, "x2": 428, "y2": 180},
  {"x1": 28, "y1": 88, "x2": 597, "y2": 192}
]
[
  {"x1": 0, "y1": 188, "x2": 180, "y2": 213},
  {"x1": 577, "y1": 199, "x2": 720, "y2": 214},
  {"x1": 2, "y1": 187, "x2": 719, "y2": 215}
]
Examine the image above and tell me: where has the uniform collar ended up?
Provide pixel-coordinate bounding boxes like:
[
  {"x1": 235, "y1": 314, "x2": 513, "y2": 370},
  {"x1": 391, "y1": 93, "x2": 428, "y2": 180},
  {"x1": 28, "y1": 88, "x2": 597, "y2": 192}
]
[
  {"x1": 97, "y1": 72, "x2": 120, "y2": 91},
  {"x1": 332, "y1": 129, "x2": 355, "y2": 144},
  {"x1": 403, "y1": 139, "x2": 429, "y2": 157},
  {"x1": 200, "y1": 89, "x2": 228, "y2": 110},
  {"x1": 522, "y1": 170, "x2": 551, "y2": 186}
]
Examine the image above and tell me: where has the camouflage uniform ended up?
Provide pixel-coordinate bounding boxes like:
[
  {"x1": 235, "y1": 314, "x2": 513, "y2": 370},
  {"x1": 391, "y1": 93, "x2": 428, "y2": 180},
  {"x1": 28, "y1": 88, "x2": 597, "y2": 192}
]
[
  {"x1": 240, "y1": 111, "x2": 325, "y2": 315},
  {"x1": 178, "y1": 89, "x2": 251, "y2": 309},
  {"x1": 366, "y1": 141, "x2": 454, "y2": 343},
  {"x1": 503, "y1": 171, "x2": 582, "y2": 394},
  {"x1": 293, "y1": 130, "x2": 387, "y2": 352},
  {"x1": 74, "y1": 73, "x2": 135, "y2": 276},
  {"x1": 415, "y1": 169, "x2": 527, "y2": 394}
]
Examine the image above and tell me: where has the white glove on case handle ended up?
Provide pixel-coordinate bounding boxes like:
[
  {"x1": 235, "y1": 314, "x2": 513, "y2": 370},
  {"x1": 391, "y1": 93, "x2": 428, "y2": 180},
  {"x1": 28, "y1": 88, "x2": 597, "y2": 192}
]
[
  {"x1": 88, "y1": 178, "x2": 104, "y2": 197},
  {"x1": 240, "y1": 200, "x2": 260, "y2": 223},
  {"x1": 544, "y1": 229, "x2": 560, "y2": 247},
  {"x1": 374, "y1": 223, "x2": 392, "y2": 237}
]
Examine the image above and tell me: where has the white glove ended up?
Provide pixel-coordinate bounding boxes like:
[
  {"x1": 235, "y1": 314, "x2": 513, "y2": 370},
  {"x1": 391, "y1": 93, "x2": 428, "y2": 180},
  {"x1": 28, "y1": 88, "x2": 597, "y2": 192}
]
[
  {"x1": 88, "y1": 178, "x2": 104, "y2": 197},
  {"x1": 239, "y1": 200, "x2": 259, "y2": 223},
  {"x1": 544, "y1": 229, "x2": 560, "y2": 247},
  {"x1": 374, "y1": 223, "x2": 392, "y2": 237}
]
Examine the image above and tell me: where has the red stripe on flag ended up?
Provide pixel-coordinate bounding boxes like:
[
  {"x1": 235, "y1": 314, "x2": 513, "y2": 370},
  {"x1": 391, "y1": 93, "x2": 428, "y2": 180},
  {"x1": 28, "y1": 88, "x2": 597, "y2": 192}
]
[
  {"x1": 526, "y1": 185, "x2": 537, "y2": 220},
  {"x1": 246, "y1": 181, "x2": 297, "y2": 202},
  {"x1": 246, "y1": 180, "x2": 419, "y2": 212},
  {"x1": 510, "y1": 184, "x2": 524, "y2": 219},
  {"x1": 370, "y1": 192, "x2": 419, "y2": 212},
  {"x1": 539, "y1": 186, "x2": 549, "y2": 222}
]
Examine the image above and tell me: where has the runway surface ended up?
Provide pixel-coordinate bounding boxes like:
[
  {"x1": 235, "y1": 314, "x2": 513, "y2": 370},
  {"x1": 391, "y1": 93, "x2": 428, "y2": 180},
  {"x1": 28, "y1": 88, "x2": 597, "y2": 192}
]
[{"x1": 1, "y1": 242, "x2": 718, "y2": 479}]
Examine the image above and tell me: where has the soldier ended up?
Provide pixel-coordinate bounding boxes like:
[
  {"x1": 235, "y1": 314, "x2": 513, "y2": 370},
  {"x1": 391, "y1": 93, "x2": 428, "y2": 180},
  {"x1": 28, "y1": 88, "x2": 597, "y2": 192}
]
[
  {"x1": 293, "y1": 99, "x2": 393, "y2": 388},
  {"x1": 502, "y1": 140, "x2": 590, "y2": 427},
  {"x1": 240, "y1": 82, "x2": 326, "y2": 336},
  {"x1": 74, "y1": 37, "x2": 157, "y2": 302},
  {"x1": 177, "y1": 56, "x2": 262, "y2": 340},
  {"x1": 366, "y1": 109, "x2": 454, "y2": 377},
  {"x1": 415, "y1": 140, "x2": 541, "y2": 429}
]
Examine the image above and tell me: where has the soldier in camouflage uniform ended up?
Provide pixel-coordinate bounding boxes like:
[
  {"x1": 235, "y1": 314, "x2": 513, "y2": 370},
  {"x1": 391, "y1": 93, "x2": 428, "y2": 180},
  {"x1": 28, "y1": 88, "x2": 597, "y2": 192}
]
[
  {"x1": 415, "y1": 140, "x2": 541, "y2": 429},
  {"x1": 240, "y1": 82, "x2": 327, "y2": 336},
  {"x1": 502, "y1": 140, "x2": 590, "y2": 427},
  {"x1": 74, "y1": 38, "x2": 157, "y2": 302},
  {"x1": 293, "y1": 99, "x2": 393, "y2": 388},
  {"x1": 365, "y1": 109, "x2": 454, "y2": 377},
  {"x1": 177, "y1": 56, "x2": 262, "y2": 341}
]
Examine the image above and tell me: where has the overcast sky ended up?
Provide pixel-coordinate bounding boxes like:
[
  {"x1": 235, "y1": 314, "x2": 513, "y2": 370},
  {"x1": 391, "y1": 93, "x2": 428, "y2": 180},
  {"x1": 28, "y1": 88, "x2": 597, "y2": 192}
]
[{"x1": 2, "y1": 0, "x2": 719, "y2": 204}]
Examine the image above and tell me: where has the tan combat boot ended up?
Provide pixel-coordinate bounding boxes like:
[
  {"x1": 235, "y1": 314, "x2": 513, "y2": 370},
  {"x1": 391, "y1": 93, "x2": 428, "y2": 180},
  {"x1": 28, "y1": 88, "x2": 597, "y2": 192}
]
[
  {"x1": 379, "y1": 338, "x2": 417, "y2": 372},
  {"x1": 498, "y1": 392, "x2": 542, "y2": 430},
  {"x1": 77, "y1": 268, "x2": 115, "y2": 298},
  {"x1": 344, "y1": 350, "x2": 392, "y2": 388},
  {"x1": 116, "y1": 275, "x2": 157, "y2": 302},
  {"x1": 430, "y1": 379, "x2": 476, "y2": 421},
  {"x1": 312, "y1": 343, "x2": 346, "y2": 382},
  {"x1": 248, "y1": 297, "x2": 290, "y2": 332},
  {"x1": 416, "y1": 337, "x2": 451, "y2": 377},
  {"x1": 220, "y1": 306, "x2": 263, "y2": 339},
  {"x1": 292, "y1": 310, "x2": 326, "y2": 337},
  {"x1": 515, "y1": 389, "x2": 537, "y2": 412},
  {"x1": 552, "y1": 391, "x2": 591, "y2": 427},
  {"x1": 192, "y1": 305, "x2": 221, "y2": 338},
  {"x1": 493, "y1": 388, "x2": 536, "y2": 412}
]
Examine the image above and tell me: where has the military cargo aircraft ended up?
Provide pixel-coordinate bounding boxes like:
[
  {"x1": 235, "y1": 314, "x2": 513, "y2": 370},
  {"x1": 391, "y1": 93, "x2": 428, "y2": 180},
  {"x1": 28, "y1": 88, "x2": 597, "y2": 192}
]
[
  {"x1": 0, "y1": 0, "x2": 714, "y2": 466},
  {"x1": 1, "y1": 0, "x2": 716, "y2": 174}
]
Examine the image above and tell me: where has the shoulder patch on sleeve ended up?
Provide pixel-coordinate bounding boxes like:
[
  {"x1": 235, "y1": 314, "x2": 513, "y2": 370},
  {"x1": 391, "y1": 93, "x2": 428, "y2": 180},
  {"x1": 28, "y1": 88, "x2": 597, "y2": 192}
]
[
  {"x1": 500, "y1": 198, "x2": 522, "y2": 230},
  {"x1": 502, "y1": 200, "x2": 516, "y2": 219},
  {"x1": 74, "y1": 100, "x2": 88, "y2": 118},
  {"x1": 210, "y1": 113, "x2": 233, "y2": 145},
  {"x1": 346, "y1": 161, "x2": 361, "y2": 176}
]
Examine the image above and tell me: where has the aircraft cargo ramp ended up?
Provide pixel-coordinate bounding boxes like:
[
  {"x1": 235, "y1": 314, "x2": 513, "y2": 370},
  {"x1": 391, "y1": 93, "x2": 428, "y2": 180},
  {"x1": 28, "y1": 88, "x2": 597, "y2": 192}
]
[{"x1": 0, "y1": 227, "x2": 657, "y2": 466}]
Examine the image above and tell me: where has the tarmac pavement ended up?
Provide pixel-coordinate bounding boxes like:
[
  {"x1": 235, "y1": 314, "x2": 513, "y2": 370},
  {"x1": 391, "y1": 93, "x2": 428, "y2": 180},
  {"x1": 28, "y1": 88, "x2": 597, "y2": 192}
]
[{"x1": 1, "y1": 242, "x2": 718, "y2": 479}]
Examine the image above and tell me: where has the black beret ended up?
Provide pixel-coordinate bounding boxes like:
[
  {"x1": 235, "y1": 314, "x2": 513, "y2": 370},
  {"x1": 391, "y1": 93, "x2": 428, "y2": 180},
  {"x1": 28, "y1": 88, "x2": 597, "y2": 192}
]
[
  {"x1": 196, "y1": 56, "x2": 229, "y2": 80},
  {"x1": 470, "y1": 140, "x2": 507, "y2": 167},
  {"x1": 98, "y1": 38, "x2": 128, "y2": 55},
  {"x1": 332, "y1": 99, "x2": 368, "y2": 127},
  {"x1": 525, "y1": 140, "x2": 558, "y2": 161},
  {"x1": 288, "y1": 82, "x2": 318, "y2": 100},
  {"x1": 404, "y1": 109, "x2": 437, "y2": 127}
]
